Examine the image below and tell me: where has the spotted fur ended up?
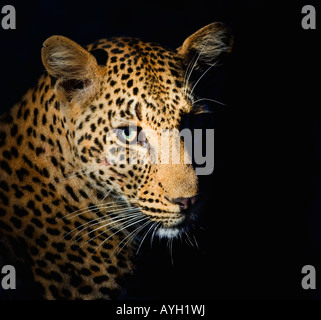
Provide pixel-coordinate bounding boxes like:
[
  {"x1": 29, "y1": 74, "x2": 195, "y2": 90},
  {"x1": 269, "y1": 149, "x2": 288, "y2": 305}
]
[{"x1": 0, "y1": 22, "x2": 232, "y2": 299}]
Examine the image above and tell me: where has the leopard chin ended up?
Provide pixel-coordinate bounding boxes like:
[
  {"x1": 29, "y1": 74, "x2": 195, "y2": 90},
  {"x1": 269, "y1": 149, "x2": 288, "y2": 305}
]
[{"x1": 156, "y1": 227, "x2": 181, "y2": 239}]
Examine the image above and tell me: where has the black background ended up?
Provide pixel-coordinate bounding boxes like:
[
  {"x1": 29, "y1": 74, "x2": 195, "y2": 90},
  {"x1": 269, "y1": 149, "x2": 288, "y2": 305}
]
[{"x1": 0, "y1": 0, "x2": 320, "y2": 300}]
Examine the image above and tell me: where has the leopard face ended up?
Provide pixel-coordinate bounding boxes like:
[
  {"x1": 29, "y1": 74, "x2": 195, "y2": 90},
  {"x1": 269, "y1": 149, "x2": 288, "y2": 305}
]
[{"x1": 41, "y1": 23, "x2": 233, "y2": 239}]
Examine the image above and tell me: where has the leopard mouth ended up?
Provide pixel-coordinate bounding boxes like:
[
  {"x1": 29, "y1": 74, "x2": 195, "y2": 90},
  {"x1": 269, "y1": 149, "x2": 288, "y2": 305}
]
[
  {"x1": 155, "y1": 194, "x2": 203, "y2": 239},
  {"x1": 133, "y1": 194, "x2": 203, "y2": 239}
]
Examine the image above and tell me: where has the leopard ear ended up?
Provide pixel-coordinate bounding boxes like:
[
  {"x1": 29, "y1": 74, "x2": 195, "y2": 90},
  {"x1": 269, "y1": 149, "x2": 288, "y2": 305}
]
[
  {"x1": 41, "y1": 35, "x2": 101, "y2": 102},
  {"x1": 177, "y1": 22, "x2": 233, "y2": 69}
]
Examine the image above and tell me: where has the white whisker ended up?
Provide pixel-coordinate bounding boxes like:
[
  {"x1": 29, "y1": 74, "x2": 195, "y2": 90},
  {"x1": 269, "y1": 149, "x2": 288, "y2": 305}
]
[
  {"x1": 99, "y1": 188, "x2": 112, "y2": 203},
  {"x1": 183, "y1": 53, "x2": 198, "y2": 97},
  {"x1": 184, "y1": 39, "x2": 210, "y2": 98},
  {"x1": 150, "y1": 221, "x2": 161, "y2": 248},
  {"x1": 169, "y1": 237, "x2": 174, "y2": 266},
  {"x1": 78, "y1": 211, "x2": 143, "y2": 248},
  {"x1": 192, "y1": 234, "x2": 199, "y2": 249},
  {"x1": 63, "y1": 208, "x2": 142, "y2": 243},
  {"x1": 136, "y1": 221, "x2": 157, "y2": 254},
  {"x1": 192, "y1": 97, "x2": 227, "y2": 107},
  {"x1": 185, "y1": 231, "x2": 195, "y2": 248},
  {"x1": 60, "y1": 200, "x2": 129, "y2": 221},
  {"x1": 190, "y1": 61, "x2": 218, "y2": 97},
  {"x1": 93, "y1": 215, "x2": 147, "y2": 253},
  {"x1": 114, "y1": 219, "x2": 151, "y2": 256}
]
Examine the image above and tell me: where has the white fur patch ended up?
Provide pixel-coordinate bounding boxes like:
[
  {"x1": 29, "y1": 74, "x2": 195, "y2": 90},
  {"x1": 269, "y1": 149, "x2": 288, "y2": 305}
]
[{"x1": 156, "y1": 227, "x2": 180, "y2": 239}]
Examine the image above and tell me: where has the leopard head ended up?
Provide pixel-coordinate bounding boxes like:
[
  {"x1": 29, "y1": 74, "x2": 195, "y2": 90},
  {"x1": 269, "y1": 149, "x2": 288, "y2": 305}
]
[{"x1": 41, "y1": 22, "x2": 233, "y2": 239}]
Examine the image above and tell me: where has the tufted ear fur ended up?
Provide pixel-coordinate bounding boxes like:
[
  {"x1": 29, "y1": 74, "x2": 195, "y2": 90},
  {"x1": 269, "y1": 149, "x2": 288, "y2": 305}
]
[
  {"x1": 177, "y1": 22, "x2": 233, "y2": 69},
  {"x1": 41, "y1": 35, "x2": 101, "y2": 102}
]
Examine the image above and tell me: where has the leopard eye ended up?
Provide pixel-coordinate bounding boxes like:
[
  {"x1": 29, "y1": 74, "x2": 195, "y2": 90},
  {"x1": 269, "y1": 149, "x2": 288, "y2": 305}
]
[{"x1": 117, "y1": 126, "x2": 138, "y2": 144}]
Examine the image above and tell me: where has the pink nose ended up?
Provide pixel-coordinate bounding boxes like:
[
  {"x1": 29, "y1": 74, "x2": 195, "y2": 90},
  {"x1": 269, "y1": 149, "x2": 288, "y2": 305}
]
[{"x1": 172, "y1": 196, "x2": 198, "y2": 211}]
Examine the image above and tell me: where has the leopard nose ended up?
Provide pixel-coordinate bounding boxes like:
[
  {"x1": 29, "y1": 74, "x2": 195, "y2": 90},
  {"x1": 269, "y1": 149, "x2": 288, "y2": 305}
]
[{"x1": 172, "y1": 196, "x2": 198, "y2": 211}]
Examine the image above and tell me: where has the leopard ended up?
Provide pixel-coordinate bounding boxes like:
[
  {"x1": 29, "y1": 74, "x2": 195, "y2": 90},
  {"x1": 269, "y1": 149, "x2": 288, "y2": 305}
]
[{"x1": 0, "y1": 22, "x2": 233, "y2": 299}]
